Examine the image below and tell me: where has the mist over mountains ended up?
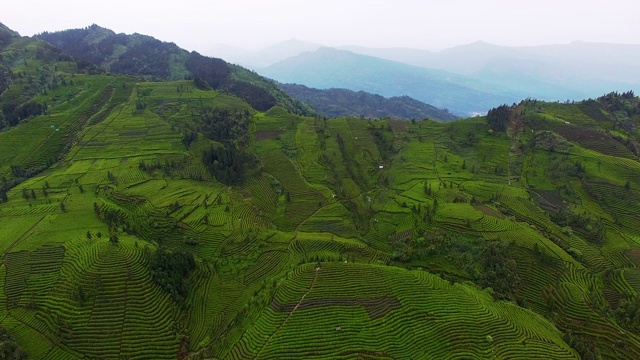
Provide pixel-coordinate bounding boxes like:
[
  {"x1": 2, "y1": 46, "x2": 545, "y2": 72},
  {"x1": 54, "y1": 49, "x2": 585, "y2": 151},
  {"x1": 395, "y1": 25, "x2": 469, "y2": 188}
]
[{"x1": 211, "y1": 39, "x2": 640, "y2": 116}]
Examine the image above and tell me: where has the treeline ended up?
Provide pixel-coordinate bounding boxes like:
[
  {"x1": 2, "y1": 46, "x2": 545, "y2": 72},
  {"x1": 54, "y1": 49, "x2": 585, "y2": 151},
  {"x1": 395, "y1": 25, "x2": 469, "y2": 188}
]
[
  {"x1": 598, "y1": 91, "x2": 638, "y2": 115},
  {"x1": 38, "y1": 25, "x2": 177, "y2": 80},
  {"x1": 185, "y1": 51, "x2": 228, "y2": 89},
  {"x1": 38, "y1": 25, "x2": 127, "y2": 65},
  {"x1": 109, "y1": 37, "x2": 173, "y2": 79},
  {"x1": 281, "y1": 84, "x2": 458, "y2": 121},
  {"x1": 36, "y1": 24, "x2": 312, "y2": 114},
  {"x1": 186, "y1": 52, "x2": 279, "y2": 111},
  {"x1": 221, "y1": 80, "x2": 277, "y2": 111}
]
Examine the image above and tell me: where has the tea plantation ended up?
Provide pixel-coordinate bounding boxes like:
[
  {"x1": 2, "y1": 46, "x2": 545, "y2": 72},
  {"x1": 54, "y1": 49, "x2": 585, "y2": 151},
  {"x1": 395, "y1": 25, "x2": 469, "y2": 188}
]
[{"x1": 1, "y1": 27, "x2": 640, "y2": 359}]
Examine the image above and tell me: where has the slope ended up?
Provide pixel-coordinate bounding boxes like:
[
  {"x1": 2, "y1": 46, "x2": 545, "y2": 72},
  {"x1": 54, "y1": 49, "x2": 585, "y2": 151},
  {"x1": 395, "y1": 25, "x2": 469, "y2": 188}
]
[
  {"x1": 280, "y1": 83, "x2": 458, "y2": 121},
  {"x1": 260, "y1": 47, "x2": 526, "y2": 116},
  {"x1": 36, "y1": 24, "x2": 313, "y2": 115},
  {"x1": 0, "y1": 22, "x2": 640, "y2": 360}
]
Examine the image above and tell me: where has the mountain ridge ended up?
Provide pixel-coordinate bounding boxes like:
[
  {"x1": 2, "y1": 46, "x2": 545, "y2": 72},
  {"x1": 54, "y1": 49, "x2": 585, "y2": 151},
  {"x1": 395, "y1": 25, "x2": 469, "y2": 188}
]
[
  {"x1": 36, "y1": 24, "x2": 314, "y2": 114},
  {"x1": 260, "y1": 47, "x2": 526, "y2": 116},
  {"x1": 280, "y1": 83, "x2": 458, "y2": 121}
]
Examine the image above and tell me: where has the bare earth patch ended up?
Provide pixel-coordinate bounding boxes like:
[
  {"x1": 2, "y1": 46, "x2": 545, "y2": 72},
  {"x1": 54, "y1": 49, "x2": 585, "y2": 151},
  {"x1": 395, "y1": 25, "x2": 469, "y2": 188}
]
[
  {"x1": 254, "y1": 130, "x2": 284, "y2": 141},
  {"x1": 271, "y1": 296, "x2": 401, "y2": 319}
]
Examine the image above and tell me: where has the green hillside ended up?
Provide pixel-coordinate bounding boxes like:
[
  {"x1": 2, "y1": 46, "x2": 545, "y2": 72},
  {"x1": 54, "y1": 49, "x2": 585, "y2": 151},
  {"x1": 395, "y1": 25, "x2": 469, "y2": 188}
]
[
  {"x1": 36, "y1": 25, "x2": 313, "y2": 115},
  {"x1": 281, "y1": 83, "x2": 459, "y2": 121},
  {"x1": 1, "y1": 24, "x2": 640, "y2": 359}
]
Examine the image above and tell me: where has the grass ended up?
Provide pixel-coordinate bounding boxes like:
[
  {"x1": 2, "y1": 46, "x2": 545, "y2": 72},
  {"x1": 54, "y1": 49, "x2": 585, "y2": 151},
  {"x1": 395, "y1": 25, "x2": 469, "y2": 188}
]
[{"x1": 0, "y1": 62, "x2": 640, "y2": 359}]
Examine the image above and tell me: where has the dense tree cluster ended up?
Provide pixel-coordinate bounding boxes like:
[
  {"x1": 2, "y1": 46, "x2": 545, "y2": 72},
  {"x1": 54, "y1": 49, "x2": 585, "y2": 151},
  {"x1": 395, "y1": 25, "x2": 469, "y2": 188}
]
[
  {"x1": 550, "y1": 211, "x2": 605, "y2": 245},
  {"x1": 615, "y1": 298, "x2": 640, "y2": 335},
  {"x1": 486, "y1": 104, "x2": 510, "y2": 132},
  {"x1": 1, "y1": 101, "x2": 45, "y2": 127},
  {"x1": 110, "y1": 37, "x2": 173, "y2": 79},
  {"x1": 562, "y1": 332, "x2": 600, "y2": 360},
  {"x1": 149, "y1": 247, "x2": 195, "y2": 302},
  {"x1": 479, "y1": 241, "x2": 520, "y2": 301},
  {"x1": 371, "y1": 126, "x2": 395, "y2": 160},
  {"x1": 198, "y1": 107, "x2": 256, "y2": 184},
  {"x1": 200, "y1": 108, "x2": 251, "y2": 145},
  {"x1": 38, "y1": 25, "x2": 127, "y2": 65},
  {"x1": 221, "y1": 81, "x2": 277, "y2": 111},
  {"x1": 202, "y1": 145, "x2": 255, "y2": 185},
  {"x1": 185, "y1": 51, "x2": 229, "y2": 90},
  {"x1": 598, "y1": 91, "x2": 638, "y2": 115},
  {"x1": 0, "y1": 326, "x2": 28, "y2": 359}
]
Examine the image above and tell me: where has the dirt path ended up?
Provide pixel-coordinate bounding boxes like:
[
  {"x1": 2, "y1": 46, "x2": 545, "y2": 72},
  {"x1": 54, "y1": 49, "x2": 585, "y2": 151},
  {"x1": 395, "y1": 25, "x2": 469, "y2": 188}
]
[{"x1": 253, "y1": 266, "x2": 321, "y2": 360}]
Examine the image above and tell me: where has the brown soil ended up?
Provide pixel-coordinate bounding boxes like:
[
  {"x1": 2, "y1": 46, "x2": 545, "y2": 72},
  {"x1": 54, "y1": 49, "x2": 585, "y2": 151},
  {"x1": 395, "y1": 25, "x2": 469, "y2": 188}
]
[
  {"x1": 255, "y1": 130, "x2": 284, "y2": 141},
  {"x1": 271, "y1": 296, "x2": 401, "y2": 320},
  {"x1": 475, "y1": 204, "x2": 506, "y2": 219}
]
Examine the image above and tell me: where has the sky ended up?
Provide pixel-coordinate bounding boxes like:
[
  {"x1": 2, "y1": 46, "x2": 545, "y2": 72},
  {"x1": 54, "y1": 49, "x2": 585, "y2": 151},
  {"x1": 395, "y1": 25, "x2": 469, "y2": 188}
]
[{"x1": 2, "y1": 0, "x2": 639, "y2": 52}]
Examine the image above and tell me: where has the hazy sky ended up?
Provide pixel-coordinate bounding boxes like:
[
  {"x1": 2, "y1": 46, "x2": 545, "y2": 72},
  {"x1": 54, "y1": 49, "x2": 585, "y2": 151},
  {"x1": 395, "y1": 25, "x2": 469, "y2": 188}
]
[{"x1": 3, "y1": 0, "x2": 639, "y2": 52}]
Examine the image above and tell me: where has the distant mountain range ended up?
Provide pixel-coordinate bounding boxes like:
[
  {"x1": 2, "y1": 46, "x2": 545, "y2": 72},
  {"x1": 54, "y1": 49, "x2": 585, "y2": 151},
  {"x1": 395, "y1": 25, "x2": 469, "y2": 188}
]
[
  {"x1": 281, "y1": 84, "x2": 458, "y2": 121},
  {"x1": 259, "y1": 47, "x2": 524, "y2": 116},
  {"x1": 212, "y1": 40, "x2": 640, "y2": 116},
  {"x1": 209, "y1": 39, "x2": 321, "y2": 69}
]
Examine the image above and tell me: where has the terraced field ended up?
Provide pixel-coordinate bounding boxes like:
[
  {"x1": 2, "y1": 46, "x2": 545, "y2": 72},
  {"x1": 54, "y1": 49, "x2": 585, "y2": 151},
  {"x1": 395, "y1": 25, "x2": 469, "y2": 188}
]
[{"x1": 1, "y1": 34, "x2": 640, "y2": 358}]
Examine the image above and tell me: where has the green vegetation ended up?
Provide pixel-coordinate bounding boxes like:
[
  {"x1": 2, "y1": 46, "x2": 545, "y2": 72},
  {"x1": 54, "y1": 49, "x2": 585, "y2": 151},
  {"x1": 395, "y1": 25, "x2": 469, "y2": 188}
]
[
  {"x1": 281, "y1": 83, "x2": 459, "y2": 121},
  {"x1": 1, "y1": 23, "x2": 640, "y2": 359}
]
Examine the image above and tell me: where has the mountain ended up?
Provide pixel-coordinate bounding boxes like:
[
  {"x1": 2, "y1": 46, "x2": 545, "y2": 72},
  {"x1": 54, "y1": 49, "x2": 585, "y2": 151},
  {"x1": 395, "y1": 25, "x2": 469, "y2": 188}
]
[
  {"x1": 36, "y1": 25, "x2": 313, "y2": 114},
  {"x1": 260, "y1": 47, "x2": 526, "y2": 116},
  {"x1": 341, "y1": 41, "x2": 640, "y2": 100},
  {"x1": 281, "y1": 83, "x2": 458, "y2": 121},
  {"x1": 3, "y1": 22, "x2": 640, "y2": 359},
  {"x1": 208, "y1": 39, "x2": 321, "y2": 68}
]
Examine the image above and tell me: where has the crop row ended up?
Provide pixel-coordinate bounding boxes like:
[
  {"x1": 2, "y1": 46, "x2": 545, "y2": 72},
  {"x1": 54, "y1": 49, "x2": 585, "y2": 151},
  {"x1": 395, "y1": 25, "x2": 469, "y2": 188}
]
[{"x1": 229, "y1": 263, "x2": 578, "y2": 359}]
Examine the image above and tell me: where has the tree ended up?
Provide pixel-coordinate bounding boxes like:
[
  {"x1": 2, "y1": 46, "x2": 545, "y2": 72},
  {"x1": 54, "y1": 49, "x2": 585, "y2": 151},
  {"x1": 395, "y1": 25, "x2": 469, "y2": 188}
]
[{"x1": 487, "y1": 104, "x2": 510, "y2": 132}]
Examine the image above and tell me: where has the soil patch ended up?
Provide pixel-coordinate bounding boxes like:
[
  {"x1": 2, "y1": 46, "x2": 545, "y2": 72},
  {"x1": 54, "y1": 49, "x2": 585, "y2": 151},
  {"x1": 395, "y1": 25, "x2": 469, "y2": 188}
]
[
  {"x1": 530, "y1": 189, "x2": 568, "y2": 213},
  {"x1": 271, "y1": 296, "x2": 401, "y2": 319},
  {"x1": 475, "y1": 204, "x2": 506, "y2": 219},
  {"x1": 387, "y1": 119, "x2": 408, "y2": 133},
  {"x1": 255, "y1": 130, "x2": 284, "y2": 141}
]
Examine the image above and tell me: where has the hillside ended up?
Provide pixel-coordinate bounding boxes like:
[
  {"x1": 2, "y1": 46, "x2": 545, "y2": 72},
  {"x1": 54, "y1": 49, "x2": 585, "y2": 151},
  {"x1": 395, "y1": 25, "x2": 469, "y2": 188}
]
[
  {"x1": 342, "y1": 41, "x2": 640, "y2": 100},
  {"x1": 1, "y1": 23, "x2": 640, "y2": 359},
  {"x1": 260, "y1": 47, "x2": 526, "y2": 116},
  {"x1": 36, "y1": 25, "x2": 313, "y2": 115},
  {"x1": 281, "y1": 83, "x2": 458, "y2": 121}
]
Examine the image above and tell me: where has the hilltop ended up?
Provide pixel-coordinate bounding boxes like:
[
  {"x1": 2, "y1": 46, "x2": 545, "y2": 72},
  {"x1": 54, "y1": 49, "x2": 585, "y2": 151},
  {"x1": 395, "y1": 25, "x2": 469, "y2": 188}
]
[
  {"x1": 36, "y1": 24, "x2": 313, "y2": 114},
  {"x1": 0, "y1": 22, "x2": 639, "y2": 359},
  {"x1": 280, "y1": 83, "x2": 458, "y2": 121}
]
